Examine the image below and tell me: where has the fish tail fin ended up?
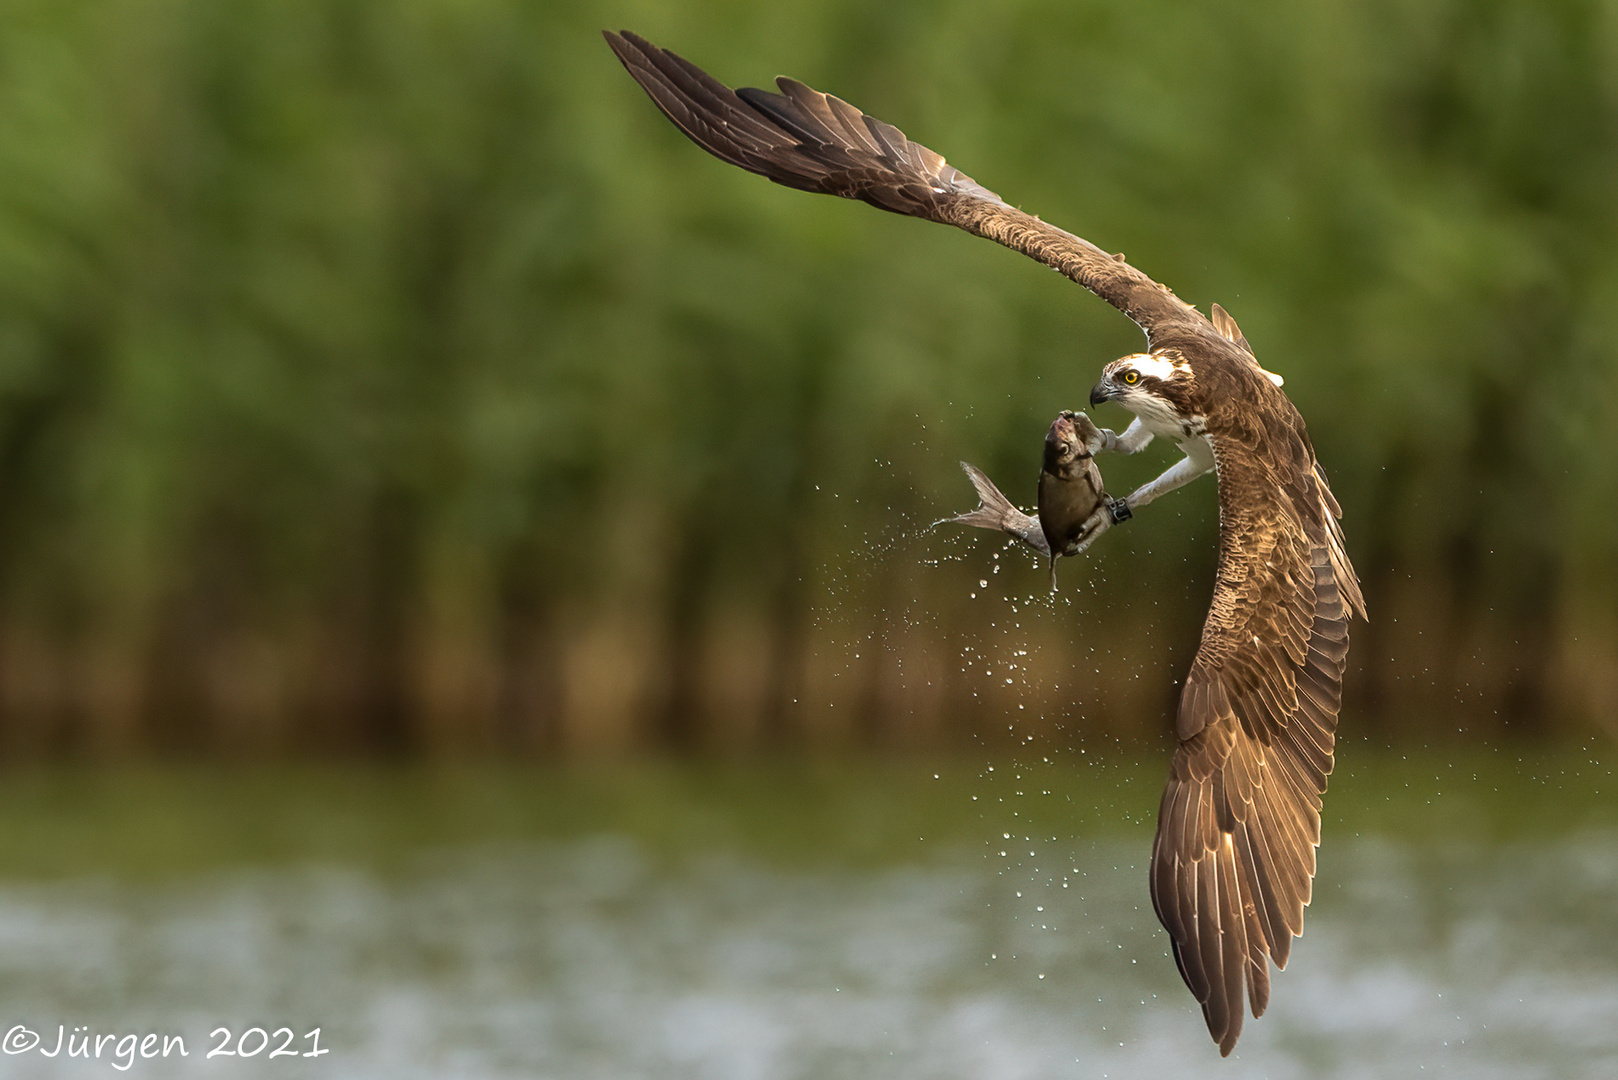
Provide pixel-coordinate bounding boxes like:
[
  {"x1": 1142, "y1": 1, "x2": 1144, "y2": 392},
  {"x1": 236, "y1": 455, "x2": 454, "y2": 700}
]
[
  {"x1": 943, "y1": 462, "x2": 1052, "y2": 558},
  {"x1": 949, "y1": 462, "x2": 1019, "y2": 530}
]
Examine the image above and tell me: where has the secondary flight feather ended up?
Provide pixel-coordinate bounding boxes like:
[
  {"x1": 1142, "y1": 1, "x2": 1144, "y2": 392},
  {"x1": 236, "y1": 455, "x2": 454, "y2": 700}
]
[{"x1": 605, "y1": 30, "x2": 1366, "y2": 1055}]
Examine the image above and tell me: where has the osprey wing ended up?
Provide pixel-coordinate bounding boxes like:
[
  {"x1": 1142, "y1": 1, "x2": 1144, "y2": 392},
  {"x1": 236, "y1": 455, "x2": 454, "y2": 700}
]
[
  {"x1": 604, "y1": 30, "x2": 1202, "y2": 343},
  {"x1": 1150, "y1": 418, "x2": 1364, "y2": 1055}
]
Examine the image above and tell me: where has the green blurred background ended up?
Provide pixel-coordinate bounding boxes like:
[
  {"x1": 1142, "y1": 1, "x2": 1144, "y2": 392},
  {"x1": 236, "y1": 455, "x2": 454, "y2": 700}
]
[{"x1": 0, "y1": 0, "x2": 1614, "y2": 762}]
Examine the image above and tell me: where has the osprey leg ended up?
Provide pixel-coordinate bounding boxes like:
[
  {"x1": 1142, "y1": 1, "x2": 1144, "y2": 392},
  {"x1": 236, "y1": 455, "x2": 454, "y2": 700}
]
[{"x1": 1124, "y1": 448, "x2": 1215, "y2": 511}]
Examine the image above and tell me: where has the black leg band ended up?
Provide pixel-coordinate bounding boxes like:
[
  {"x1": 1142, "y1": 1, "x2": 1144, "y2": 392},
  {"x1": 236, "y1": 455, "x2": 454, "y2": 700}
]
[{"x1": 1108, "y1": 498, "x2": 1132, "y2": 524}]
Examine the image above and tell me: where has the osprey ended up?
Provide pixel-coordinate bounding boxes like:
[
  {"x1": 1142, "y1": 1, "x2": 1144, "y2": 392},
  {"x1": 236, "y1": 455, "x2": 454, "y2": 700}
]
[{"x1": 606, "y1": 31, "x2": 1367, "y2": 1055}]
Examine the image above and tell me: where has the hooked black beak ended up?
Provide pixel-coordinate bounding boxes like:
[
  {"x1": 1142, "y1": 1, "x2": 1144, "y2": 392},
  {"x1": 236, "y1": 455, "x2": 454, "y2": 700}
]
[{"x1": 1089, "y1": 382, "x2": 1110, "y2": 407}]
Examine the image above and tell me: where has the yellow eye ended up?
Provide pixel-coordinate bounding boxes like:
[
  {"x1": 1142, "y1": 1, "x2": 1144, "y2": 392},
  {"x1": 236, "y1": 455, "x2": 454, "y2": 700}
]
[{"x1": 1122, "y1": 370, "x2": 1140, "y2": 385}]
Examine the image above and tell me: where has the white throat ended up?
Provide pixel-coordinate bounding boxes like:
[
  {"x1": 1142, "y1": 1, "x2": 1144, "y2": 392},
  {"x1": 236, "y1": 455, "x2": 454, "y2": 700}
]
[{"x1": 1121, "y1": 391, "x2": 1199, "y2": 440}]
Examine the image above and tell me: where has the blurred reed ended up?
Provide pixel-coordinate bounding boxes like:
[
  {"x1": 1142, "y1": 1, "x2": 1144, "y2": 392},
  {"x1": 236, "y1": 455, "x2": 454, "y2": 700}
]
[{"x1": 0, "y1": 0, "x2": 1613, "y2": 757}]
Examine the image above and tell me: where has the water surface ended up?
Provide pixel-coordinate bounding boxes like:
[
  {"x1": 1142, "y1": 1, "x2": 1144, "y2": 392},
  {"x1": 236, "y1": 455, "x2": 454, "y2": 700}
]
[{"x1": 0, "y1": 746, "x2": 1612, "y2": 1078}]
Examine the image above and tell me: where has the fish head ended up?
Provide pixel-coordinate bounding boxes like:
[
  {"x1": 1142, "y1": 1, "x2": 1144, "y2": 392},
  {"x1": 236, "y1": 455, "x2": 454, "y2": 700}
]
[{"x1": 1043, "y1": 411, "x2": 1088, "y2": 472}]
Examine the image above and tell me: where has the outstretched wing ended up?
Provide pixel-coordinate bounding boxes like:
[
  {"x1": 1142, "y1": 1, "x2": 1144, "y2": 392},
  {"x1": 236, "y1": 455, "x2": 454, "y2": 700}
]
[
  {"x1": 1150, "y1": 415, "x2": 1365, "y2": 1055},
  {"x1": 604, "y1": 30, "x2": 1203, "y2": 343}
]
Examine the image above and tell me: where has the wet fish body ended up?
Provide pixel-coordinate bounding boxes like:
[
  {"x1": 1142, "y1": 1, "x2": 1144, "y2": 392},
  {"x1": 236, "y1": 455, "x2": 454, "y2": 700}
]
[{"x1": 1036, "y1": 410, "x2": 1106, "y2": 588}]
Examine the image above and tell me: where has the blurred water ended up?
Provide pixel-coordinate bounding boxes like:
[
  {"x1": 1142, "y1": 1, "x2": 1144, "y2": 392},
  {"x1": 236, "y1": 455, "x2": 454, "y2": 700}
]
[{"x1": 0, "y1": 822, "x2": 1615, "y2": 1078}]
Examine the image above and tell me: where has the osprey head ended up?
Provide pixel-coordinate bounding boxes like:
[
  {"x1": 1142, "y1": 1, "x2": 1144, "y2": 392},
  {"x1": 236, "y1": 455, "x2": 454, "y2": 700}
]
[{"x1": 1089, "y1": 350, "x2": 1198, "y2": 430}]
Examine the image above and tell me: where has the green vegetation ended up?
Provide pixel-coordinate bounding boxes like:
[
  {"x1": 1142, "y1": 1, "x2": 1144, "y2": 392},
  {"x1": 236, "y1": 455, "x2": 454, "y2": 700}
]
[
  {"x1": 0, "y1": 740, "x2": 1608, "y2": 879},
  {"x1": 0, "y1": 0, "x2": 1613, "y2": 755}
]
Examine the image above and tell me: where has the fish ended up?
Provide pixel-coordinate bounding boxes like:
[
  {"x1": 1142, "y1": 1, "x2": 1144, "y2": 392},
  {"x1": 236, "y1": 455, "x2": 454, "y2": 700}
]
[
  {"x1": 949, "y1": 410, "x2": 1109, "y2": 591},
  {"x1": 1036, "y1": 410, "x2": 1107, "y2": 589}
]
